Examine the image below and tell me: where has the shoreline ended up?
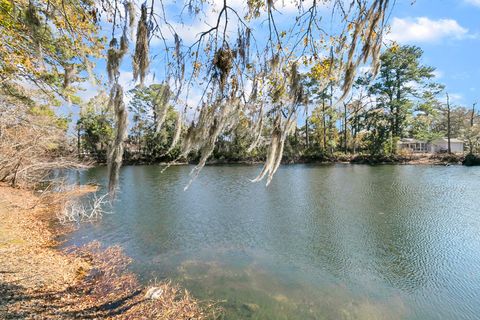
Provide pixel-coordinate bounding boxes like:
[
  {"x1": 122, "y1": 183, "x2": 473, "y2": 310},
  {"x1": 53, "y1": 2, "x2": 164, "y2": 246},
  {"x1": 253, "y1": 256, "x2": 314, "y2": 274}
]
[
  {"x1": 109, "y1": 153, "x2": 468, "y2": 167},
  {"x1": 0, "y1": 184, "x2": 217, "y2": 319}
]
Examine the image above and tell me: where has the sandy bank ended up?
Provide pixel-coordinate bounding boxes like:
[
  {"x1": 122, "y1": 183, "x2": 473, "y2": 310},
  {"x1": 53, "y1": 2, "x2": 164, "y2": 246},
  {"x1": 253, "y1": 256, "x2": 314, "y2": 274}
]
[{"x1": 0, "y1": 184, "x2": 218, "y2": 319}]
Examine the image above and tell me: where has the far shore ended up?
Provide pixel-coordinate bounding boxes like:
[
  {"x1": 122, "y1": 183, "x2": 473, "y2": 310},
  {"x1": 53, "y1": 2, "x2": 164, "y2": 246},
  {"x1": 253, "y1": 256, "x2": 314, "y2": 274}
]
[{"x1": 106, "y1": 153, "x2": 471, "y2": 167}]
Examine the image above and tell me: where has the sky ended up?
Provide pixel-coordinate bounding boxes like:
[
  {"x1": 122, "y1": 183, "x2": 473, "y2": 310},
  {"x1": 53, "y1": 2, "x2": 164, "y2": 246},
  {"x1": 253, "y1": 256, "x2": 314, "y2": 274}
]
[
  {"x1": 75, "y1": 0, "x2": 480, "y2": 118},
  {"x1": 385, "y1": 0, "x2": 480, "y2": 106}
]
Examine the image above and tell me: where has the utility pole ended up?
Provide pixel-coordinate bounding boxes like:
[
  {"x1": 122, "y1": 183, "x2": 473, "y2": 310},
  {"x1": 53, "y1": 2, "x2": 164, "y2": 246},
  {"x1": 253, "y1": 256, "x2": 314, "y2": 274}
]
[
  {"x1": 470, "y1": 102, "x2": 477, "y2": 154},
  {"x1": 471, "y1": 102, "x2": 476, "y2": 127},
  {"x1": 343, "y1": 102, "x2": 348, "y2": 154},
  {"x1": 446, "y1": 92, "x2": 451, "y2": 154}
]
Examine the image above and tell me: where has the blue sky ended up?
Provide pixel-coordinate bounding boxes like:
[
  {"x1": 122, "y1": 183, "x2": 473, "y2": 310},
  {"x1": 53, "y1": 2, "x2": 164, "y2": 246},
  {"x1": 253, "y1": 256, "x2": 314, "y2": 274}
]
[
  {"x1": 76, "y1": 0, "x2": 480, "y2": 115},
  {"x1": 386, "y1": 0, "x2": 480, "y2": 106}
]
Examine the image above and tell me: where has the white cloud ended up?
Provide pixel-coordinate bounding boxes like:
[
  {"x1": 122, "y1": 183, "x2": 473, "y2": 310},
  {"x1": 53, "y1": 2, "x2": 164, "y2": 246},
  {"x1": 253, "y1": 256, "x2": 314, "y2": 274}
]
[
  {"x1": 432, "y1": 70, "x2": 443, "y2": 79},
  {"x1": 358, "y1": 66, "x2": 372, "y2": 75},
  {"x1": 439, "y1": 93, "x2": 464, "y2": 104},
  {"x1": 151, "y1": 0, "x2": 241, "y2": 46},
  {"x1": 465, "y1": 0, "x2": 480, "y2": 7},
  {"x1": 78, "y1": 82, "x2": 102, "y2": 103},
  {"x1": 151, "y1": 0, "x2": 328, "y2": 46},
  {"x1": 387, "y1": 17, "x2": 469, "y2": 43},
  {"x1": 449, "y1": 93, "x2": 464, "y2": 103}
]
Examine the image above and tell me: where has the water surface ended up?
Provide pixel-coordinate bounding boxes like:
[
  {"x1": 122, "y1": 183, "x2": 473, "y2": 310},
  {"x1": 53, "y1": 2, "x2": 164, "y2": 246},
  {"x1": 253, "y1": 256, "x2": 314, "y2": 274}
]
[{"x1": 67, "y1": 164, "x2": 480, "y2": 319}]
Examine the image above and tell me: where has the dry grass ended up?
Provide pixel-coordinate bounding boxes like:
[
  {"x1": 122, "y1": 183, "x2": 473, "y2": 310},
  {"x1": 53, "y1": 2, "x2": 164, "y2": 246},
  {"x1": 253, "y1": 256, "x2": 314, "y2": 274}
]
[{"x1": 0, "y1": 184, "x2": 219, "y2": 319}]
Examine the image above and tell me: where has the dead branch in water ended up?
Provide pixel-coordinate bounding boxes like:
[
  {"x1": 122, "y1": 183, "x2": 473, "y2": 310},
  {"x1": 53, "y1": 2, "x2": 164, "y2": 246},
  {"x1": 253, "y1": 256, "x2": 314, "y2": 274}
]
[{"x1": 58, "y1": 192, "x2": 111, "y2": 224}]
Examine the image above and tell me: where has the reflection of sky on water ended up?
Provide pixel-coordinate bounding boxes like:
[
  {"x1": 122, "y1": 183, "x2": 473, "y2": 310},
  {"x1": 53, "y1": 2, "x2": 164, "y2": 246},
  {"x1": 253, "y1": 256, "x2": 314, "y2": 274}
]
[{"x1": 64, "y1": 164, "x2": 480, "y2": 319}]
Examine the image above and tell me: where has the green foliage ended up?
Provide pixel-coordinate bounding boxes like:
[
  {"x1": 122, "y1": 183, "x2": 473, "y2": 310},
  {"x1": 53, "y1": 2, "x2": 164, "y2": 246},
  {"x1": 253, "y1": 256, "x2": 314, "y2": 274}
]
[
  {"x1": 410, "y1": 91, "x2": 444, "y2": 142},
  {"x1": 213, "y1": 114, "x2": 266, "y2": 162},
  {"x1": 0, "y1": 0, "x2": 103, "y2": 106},
  {"x1": 128, "y1": 84, "x2": 180, "y2": 162},
  {"x1": 77, "y1": 93, "x2": 113, "y2": 161},
  {"x1": 369, "y1": 45, "x2": 436, "y2": 140},
  {"x1": 463, "y1": 153, "x2": 480, "y2": 166},
  {"x1": 30, "y1": 105, "x2": 69, "y2": 130},
  {"x1": 362, "y1": 111, "x2": 392, "y2": 155},
  {"x1": 77, "y1": 111, "x2": 114, "y2": 161}
]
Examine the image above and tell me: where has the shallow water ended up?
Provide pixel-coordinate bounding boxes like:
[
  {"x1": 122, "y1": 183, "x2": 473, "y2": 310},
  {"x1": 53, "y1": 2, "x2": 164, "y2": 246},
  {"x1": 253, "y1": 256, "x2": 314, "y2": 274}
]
[{"x1": 66, "y1": 164, "x2": 480, "y2": 319}]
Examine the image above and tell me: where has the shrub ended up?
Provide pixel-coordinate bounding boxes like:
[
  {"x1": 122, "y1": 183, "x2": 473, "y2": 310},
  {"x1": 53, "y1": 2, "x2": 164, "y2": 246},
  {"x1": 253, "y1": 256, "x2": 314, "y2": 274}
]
[{"x1": 463, "y1": 154, "x2": 480, "y2": 166}]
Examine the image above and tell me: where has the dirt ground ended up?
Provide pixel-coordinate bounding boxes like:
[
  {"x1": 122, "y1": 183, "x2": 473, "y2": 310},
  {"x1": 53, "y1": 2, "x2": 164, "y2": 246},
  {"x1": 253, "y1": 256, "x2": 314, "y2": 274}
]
[{"x1": 0, "y1": 184, "x2": 218, "y2": 319}]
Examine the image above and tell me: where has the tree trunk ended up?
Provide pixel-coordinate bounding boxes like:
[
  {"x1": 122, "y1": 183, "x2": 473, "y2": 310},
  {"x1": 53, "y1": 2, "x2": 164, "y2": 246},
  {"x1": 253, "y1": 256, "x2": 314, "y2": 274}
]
[
  {"x1": 77, "y1": 127, "x2": 81, "y2": 158},
  {"x1": 322, "y1": 98, "x2": 327, "y2": 151},
  {"x1": 470, "y1": 103, "x2": 476, "y2": 154},
  {"x1": 395, "y1": 72, "x2": 402, "y2": 138},
  {"x1": 294, "y1": 125, "x2": 298, "y2": 145},
  {"x1": 328, "y1": 118, "x2": 334, "y2": 154},
  {"x1": 352, "y1": 107, "x2": 358, "y2": 154},
  {"x1": 328, "y1": 83, "x2": 334, "y2": 154},
  {"x1": 305, "y1": 116, "x2": 309, "y2": 149}
]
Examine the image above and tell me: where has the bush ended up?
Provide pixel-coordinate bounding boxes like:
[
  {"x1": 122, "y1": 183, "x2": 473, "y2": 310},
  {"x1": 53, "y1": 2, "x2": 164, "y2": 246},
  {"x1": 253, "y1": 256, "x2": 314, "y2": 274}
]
[
  {"x1": 463, "y1": 154, "x2": 480, "y2": 166},
  {"x1": 332, "y1": 152, "x2": 352, "y2": 162},
  {"x1": 350, "y1": 154, "x2": 398, "y2": 164}
]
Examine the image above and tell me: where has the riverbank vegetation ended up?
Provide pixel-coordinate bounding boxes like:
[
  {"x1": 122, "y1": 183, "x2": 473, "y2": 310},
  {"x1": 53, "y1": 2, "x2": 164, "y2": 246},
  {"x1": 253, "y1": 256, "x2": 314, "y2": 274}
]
[{"x1": 77, "y1": 45, "x2": 479, "y2": 166}]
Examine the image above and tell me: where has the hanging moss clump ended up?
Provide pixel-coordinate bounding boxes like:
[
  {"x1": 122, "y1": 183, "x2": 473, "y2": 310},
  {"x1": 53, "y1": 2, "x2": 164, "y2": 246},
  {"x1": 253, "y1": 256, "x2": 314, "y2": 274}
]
[
  {"x1": 63, "y1": 64, "x2": 76, "y2": 89},
  {"x1": 107, "y1": 84, "x2": 128, "y2": 194},
  {"x1": 252, "y1": 113, "x2": 296, "y2": 186},
  {"x1": 125, "y1": 1, "x2": 136, "y2": 32},
  {"x1": 133, "y1": 3, "x2": 150, "y2": 85},
  {"x1": 163, "y1": 112, "x2": 182, "y2": 156},
  {"x1": 25, "y1": 3, "x2": 41, "y2": 27},
  {"x1": 154, "y1": 84, "x2": 172, "y2": 133},
  {"x1": 107, "y1": 36, "x2": 128, "y2": 83},
  {"x1": 213, "y1": 47, "x2": 234, "y2": 92}
]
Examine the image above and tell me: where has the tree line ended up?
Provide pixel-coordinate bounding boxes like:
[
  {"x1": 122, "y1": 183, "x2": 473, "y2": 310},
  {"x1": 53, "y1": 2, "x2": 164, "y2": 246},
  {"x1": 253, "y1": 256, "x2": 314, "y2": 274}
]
[
  {"x1": 78, "y1": 45, "x2": 480, "y2": 164},
  {"x1": 2, "y1": 1, "x2": 478, "y2": 189}
]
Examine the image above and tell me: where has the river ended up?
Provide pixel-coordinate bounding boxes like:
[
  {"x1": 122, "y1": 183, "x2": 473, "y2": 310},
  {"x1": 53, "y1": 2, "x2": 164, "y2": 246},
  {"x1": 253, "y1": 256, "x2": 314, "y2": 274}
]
[{"x1": 66, "y1": 164, "x2": 480, "y2": 319}]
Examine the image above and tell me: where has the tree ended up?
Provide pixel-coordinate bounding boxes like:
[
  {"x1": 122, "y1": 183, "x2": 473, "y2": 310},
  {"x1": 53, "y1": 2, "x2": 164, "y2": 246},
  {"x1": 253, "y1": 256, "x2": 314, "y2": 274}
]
[
  {"x1": 0, "y1": 0, "x2": 103, "y2": 186},
  {"x1": 128, "y1": 84, "x2": 180, "y2": 161},
  {"x1": 305, "y1": 59, "x2": 341, "y2": 156},
  {"x1": 101, "y1": 0, "x2": 392, "y2": 188},
  {"x1": 409, "y1": 88, "x2": 444, "y2": 142},
  {"x1": 465, "y1": 102, "x2": 479, "y2": 154},
  {"x1": 2, "y1": 0, "x2": 394, "y2": 189},
  {"x1": 0, "y1": 0, "x2": 102, "y2": 104},
  {"x1": 77, "y1": 93, "x2": 114, "y2": 161},
  {"x1": 346, "y1": 76, "x2": 376, "y2": 154},
  {"x1": 363, "y1": 106, "x2": 392, "y2": 155},
  {"x1": 0, "y1": 83, "x2": 80, "y2": 187},
  {"x1": 369, "y1": 45, "x2": 435, "y2": 152}
]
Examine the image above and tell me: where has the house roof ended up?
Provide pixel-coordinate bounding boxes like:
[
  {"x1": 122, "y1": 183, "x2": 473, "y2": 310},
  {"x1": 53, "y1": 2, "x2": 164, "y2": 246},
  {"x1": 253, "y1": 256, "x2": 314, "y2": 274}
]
[
  {"x1": 432, "y1": 138, "x2": 464, "y2": 144},
  {"x1": 397, "y1": 138, "x2": 464, "y2": 144},
  {"x1": 397, "y1": 138, "x2": 426, "y2": 144}
]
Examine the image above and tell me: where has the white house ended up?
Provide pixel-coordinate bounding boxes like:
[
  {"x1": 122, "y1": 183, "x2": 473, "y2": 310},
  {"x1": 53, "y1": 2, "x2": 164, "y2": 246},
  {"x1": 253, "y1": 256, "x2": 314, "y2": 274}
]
[
  {"x1": 397, "y1": 138, "x2": 428, "y2": 153},
  {"x1": 429, "y1": 138, "x2": 464, "y2": 153},
  {"x1": 397, "y1": 138, "x2": 464, "y2": 154}
]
